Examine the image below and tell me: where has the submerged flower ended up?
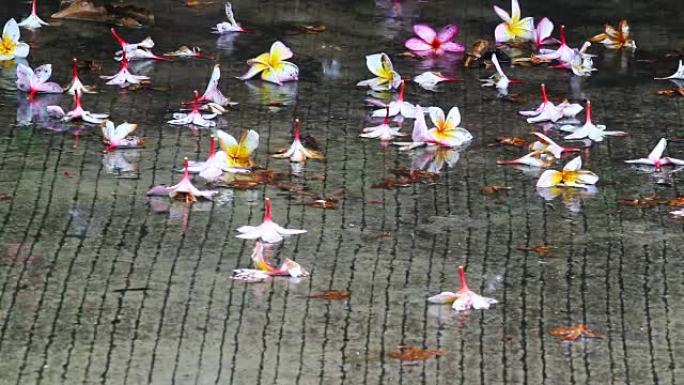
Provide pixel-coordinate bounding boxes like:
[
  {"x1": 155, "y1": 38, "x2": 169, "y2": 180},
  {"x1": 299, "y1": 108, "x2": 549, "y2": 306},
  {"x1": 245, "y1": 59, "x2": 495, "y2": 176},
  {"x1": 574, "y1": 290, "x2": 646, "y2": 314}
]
[
  {"x1": 16, "y1": 63, "x2": 63, "y2": 98},
  {"x1": 413, "y1": 71, "x2": 462, "y2": 91},
  {"x1": 370, "y1": 80, "x2": 417, "y2": 119},
  {"x1": 66, "y1": 58, "x2": 96, "y2": 95},
  {"x1": 239, "y1": 41, "x2": 298, "y2": 85},
  {"x1": 536, "y1": 156, "x2": 598, "y2": 188},
  {"x1": 360, "y1": 108, "x2": 404, "y2": 141},
  {"x1": 404, "y1": 24, "x2": 464, "y2": 56},
  {"x1": 560, "y1": 101, "x2": 626, "y2": 142},
  {"x1": 198, "y1": 64, "x2": 236, "y2": 106},
  {"x1": 46, "y1": 91, "x2": 109, "y2": 124},
  {"x1": 655, "y1": 60, "x2": 684, "y2": 81},
  {"x1": 100, "y1": 54, "x2": 150, "y2": 88},
  {"x1": 533, "y1": 17, "x2": 557, "y2": 47},
  {"x1": 232, "y1": 242, "x2": 308, "y2": 282},
  {"x1": 187, "y1": 135, "x2": 247, "y2": 181},
  {"x1": 528, "y1": 132, "x2": 579, "y2": 159},
  {"x1": 101, "y1": 120, "x2": 142, "y2": 151},
  {"x1": 0, "y1": 19, "x2": 30, "y2": 61},
  {"x1": 110, "y1": 29, "x2": 166, "y2": 61},
  {"x1": 213, "y1": 2, "x2": 247, "y2": 34},
  {"x1": 590, "y1": 20, "x2": 636, "y2": 49},
  {"x1": 493, "y1": 0, "x2": 535, "y2": 43},
  {"x1": 18, "y1": 0, "x2": 49, "y2": 29},
  {"x1": 519, "y1": 84, "x2": 582, "y2": 123},
  {"x1": 426, "y1": 106, "x2": 473, "y2": 147},
  {"x1": 147, "y1": 157, "x2": 219, "y2": 202},
  {"x1": 356, "y1": 53, "x2": 401, "y2": 91},
  {"x1": 428, "y1": 265, "x2": 498, "y2": 311},
  {"x1": 236, "y1": 198, "x2": 306, "y2": 243},
  {"x1": 272, "y1": 118, "x2": 324, "y2": 162},
  {"x1": 216, "y1": 129, "x2": 259, "y2": 169},
  {"x1": 625, "y1": 138, "x2": 684, "y2": 170},
  {"x1": 168, "y1": 91, "x2": 217, "y2": 128}
]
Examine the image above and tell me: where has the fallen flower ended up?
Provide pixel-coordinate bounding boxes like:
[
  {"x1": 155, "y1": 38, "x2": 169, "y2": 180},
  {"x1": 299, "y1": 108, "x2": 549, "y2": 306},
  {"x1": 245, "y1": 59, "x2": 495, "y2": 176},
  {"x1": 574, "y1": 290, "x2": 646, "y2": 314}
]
[
  {"x1": 625, "y1": 138, "x2": 684, "y2": 170},
  {"x1": 239, "y1": 41, "x2": 299, "y2": 85},
  {"x1": 168, "y1": 90, "x2": 217, "y2": 128},
  {"x1": 360, "y1": 108, "x2": 404, "y2": 141},
  {"x1": 101, "y1": 120, "x2": 143, "y2": 151},
  {"x1": 567, "y1": 42, "x2": 597, "y2": 77},
  {"x1": 370, "y1": 80, "x2": 417, "y2": 119},
  {"x1": 426, "y1": 106, "x2": 473, "y2": 147},
  {"x1": 356, "y1": 52, "x2": 401, "y2": 92},
  {"x1": 197, "y1": 64, "x2": 236, "y2": 107},
  {"x1": 519, "y1": 84, "x2": 582, "y2": 123},
  {"x1": 389, "y1": 346, "x2": 447, "y2": 362},
  {"x1": 428, "y1": 265, "x2": 498, "y2": 311},
  {"x1": 536, "y1": 156, "x2": 598, "y2": 188},
  {"x1": 590, "y1": 20, "x2": 636, "y2": 49},
  {"x1": 528, "y1": 132, "x2": 580, "y2": 159},
  {"x1": 655, "y1": 60, "x2": 684, "y2": 81},
  {"x1": 392, "y1": 105, "x2": 436, "y2": 150},
  {"x1": 66, "y1": 58, "x2": 96, "y2": 95},
  {"x1": 100, "y1": 53, "x2": 150, "y2": 88},
  {"x1": 46, "y1": 91, "x2": 109, "y2": 124},
  {"x1": 163, "y1": 46, "x2": 213, "y2": 60},
  {"x1": 16, "y1": 63, "x2": 63, "y2": 99},
  {"x1": 272, "y1": 118, "x2": 324, "y2": 162},
  {"x1": 307, "y1": 290, "x2": 350, "y2": 300},
  {"x1": 493, "y1": 0, "x2": 534, "y2": 43},
  {"x1": 413, "y1": 71, "x2": 463, "y2": 91},
  {"x1": 232, "y1": 242, "x2": 308, "y2": 282},
  {"x1": 0, "y1": 19, "x2": 30, "y2": 61},
  {"x1": 548, "y1": 324, "x2": 602, "y2": 341},
  {"x1": 497, "y1": 151, "x2": 554, "y2": 168},
  {"x1": 110, "y1": 29, "x2": 166, "y2": 61},
  {"x1": 560, "y1": 101, "x2": 626, "y2": 142},
  {"x1": 146, "y1": 157, "x2": 219, "y2": 202},
  {"x1": 480, "y1": 53, "x2": 516, "y2": 93},
  {"x1": 533, "y1": 17, "x2": 557, "y2": 48},
  {"x1": 236, "y1": 198, "x2": 306, "y2": 243},
  {"x1": 213, "y1": 2, "x2": 247, "y2": 34},
  {"x1": 535, "y1": 25, "x2": 575, "y2": 63},
  {"x1": 216, "y1": 129, "x2": 259, "y2": 169},
  {"x1": 187, "y1": 135, "x2": 248, "y2": 181},
  {"x1": 668, "y1": 208, "x2": 684, "y2": 218},
  {"x1": 404, "y1": 23, "x2": 464, "y2": 56},
  {"x1": 18, "y1": 0, "x2": 49, "y2": 29}
]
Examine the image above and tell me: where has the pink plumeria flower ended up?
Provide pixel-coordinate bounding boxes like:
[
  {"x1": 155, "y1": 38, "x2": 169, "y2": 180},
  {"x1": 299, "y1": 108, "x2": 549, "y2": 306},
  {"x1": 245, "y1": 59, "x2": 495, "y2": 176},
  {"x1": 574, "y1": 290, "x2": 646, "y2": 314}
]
[
  {"x1": 655, "y1": 60, "x2": 684, "y2": 81},
  {"x1": 66, "y1": 58, "x2": 96, "y2": 95},
  {"x1": 232, "y1": 242, "x2": 308, "y2": 282},
  {"x1": 236, "y1": 198, "x2": 307, "y2": 243},
  {"x1": 560, "y1": 101, "x2": 626, "y2": 142},
  {"x1": 360, "y1": 108, "x2": 404, "y2": 141},
  {"x1": 625, "y1": 138, "x2": 684, "y2": 171},
  {"x1": 426, "y1": 106, "x2": 473, "y2": 147},
  {"x1": 110, "y1": 29, "x2": 167, "y2": 62},
  {"x1": 101, "y1": 120, "x2": 142, "y2": 152},
  {"x1": 272, "y1": 119, "x2": 325, "y2": 162},
  {"x1": 493, "y1": 0, "x2": 535, "y2": 43},
  {"x1": 428, "y1": 266, "x2": 498, "y2": 311},
  {"x1": 528, "y1": 132, "x2": 580, "y2": 159},
  {"x1": 213, "y1": 2, "x2": 247, "y2": 34},
  {"x1": 370, "y1": 80, "x2": 417, "y2": 119},
  {"x1": 18, "y1": 0, "x2": 49, "y2": 30},
  {"x1": 197, "y1": 64, "x2": 236, "y2": 107},
  {"x1": 537, "y1": 156, "x2": 598, "y2": 188},
  {"x1": 163, "y1": 46, "x2": 214, "y2": 60},
  {"x1": 0, "y1": 19, "x2": 30, "y2": 61},
  {"x1": 186, "y1": 135, "x2": 248, "y2": 181},
  {"x1": 404, "y1": 24, "x2": 464, "y2": 56},
  {"x1": 16, "y1": 63, "x2": 63, "y2": 99},
  {"x1": 356, "y1": 53, "x2": 401, "y2": 92},
  {"x1": 47, "y1": 91, "x2": 109, "y2": 124},
  {"x1": 535, "y1": 25, "x2": 575, "y2": 63},
  {"x1": 413, "y1": 71, "x2": 463, "y2": 91},
  {"x1": 147, "y1": 157, "x2": 219, "y2": 202},
  {"x1": 533, "y1": 17, "x2": 557, "y2": 48},
  {"x1": 519, "y1": 84, "x2": 582, "y2": 123},
  {"x1": 100, "y1": 53, "x2": 150, "y2": 88},
  {"x1": 239, "y1": 41, "x2": 299, "y2": 85},
  {"x1": 169, "y1": 91, "x2": 217, "y2": 128},
  {"x1": 497, "y1": 151, "x2": 554, "y2": 168}
]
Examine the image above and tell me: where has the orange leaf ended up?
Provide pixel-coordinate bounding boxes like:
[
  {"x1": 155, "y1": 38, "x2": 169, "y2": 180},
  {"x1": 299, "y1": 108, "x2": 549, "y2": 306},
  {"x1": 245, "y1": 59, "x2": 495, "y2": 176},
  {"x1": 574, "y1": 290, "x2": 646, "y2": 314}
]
[
  {"x1": 548, "y1": 324, "x2": 601, "y2": 341},
  {"x1": 307, "y1": 290, "x2": 350, "y2": 300},
  {"x1": 389, "y1": 346, "x2": 447, "y2": 361}
]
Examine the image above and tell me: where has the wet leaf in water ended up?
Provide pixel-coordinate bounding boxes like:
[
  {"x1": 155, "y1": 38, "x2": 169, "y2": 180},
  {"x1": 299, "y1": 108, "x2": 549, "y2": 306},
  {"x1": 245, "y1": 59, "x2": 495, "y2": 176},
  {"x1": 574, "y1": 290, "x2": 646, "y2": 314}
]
[
  {"x1": 0, "y1": 192, "x2": 11, "y2": 202},
  {"x1": 300, "y1": 24, "x2": 326, "y2": 33},
  {"x1": 52, "y1": 0, "x2": 155, "y2": 27},
  {"x1": 489, "y1": 136, "x2": 529, "y2": 148},
  {"x1": 388, "y1": 346, "x2": 447, "y2": 361},
  {"x1": 656, "y1": 88, "x2": 684, "y2": 97},
  {"x1": 663, "y1": 196, "x2": 684, "y2": 206},
  {"x1": 307, "y1": 290, "x2": 350, "y2": 300},
  {"x1": 618, "y1": 195, "x2": 662, "y2": 207},
  {"x1": 298, "y1": 198, "x2": 338, "y2": 209},
  {"x1": 548, "y1": 324, "x2": 602, "y2": 341},
  {"x1": 517, "y1": 245, "x2": 554, "y2": 256},
  {"x1": 481, "y1": 185, "x2": 512, "y2": 196},
  {"x1": 373, "y1": 168, "x2": 440, "y2": 189}
]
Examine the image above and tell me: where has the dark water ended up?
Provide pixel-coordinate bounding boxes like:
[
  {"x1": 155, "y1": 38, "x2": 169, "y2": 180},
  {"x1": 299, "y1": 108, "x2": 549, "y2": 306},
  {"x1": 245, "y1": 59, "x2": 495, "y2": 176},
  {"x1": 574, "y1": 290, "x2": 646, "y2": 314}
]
[{"x1": 0, "y1": 0, "x2": 683, "y2": 384}]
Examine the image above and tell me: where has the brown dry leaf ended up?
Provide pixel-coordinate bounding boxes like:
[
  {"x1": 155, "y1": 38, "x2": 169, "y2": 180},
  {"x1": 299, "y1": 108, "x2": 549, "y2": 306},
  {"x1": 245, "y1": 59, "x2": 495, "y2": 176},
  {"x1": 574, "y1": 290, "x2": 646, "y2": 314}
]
[
  {"x1": 0, "y1": 192, "x2": 11, "y2": 202},
  {"x1": 300, "y1": 24, "x2": 326, "y2": 33},
  {"x1": 489, "y1": 136, "x2": 529, "y2": 148},
  {"x1": 503, "y1": 94, "x2": 527, "y2": 104},
  {"x1": 372, "y1": 169, "x2": 440, "y2": 189},
  {"x1": 216, "y1": 170, "x2": 284, "y2": 189},
  {"x1": 618, "y1": 195, "x2": 662, "y2": 207},
  {"x1": 481, "y1": 185, "x2": 512, "y2": 196},
  {"x1": 548, "y1": 324, "x2": 602, "y2": 341},
  {"x1": 388, "y1": 346, "x2": 447, "y2": 361},
  {"x1": 275, "y1": 182, "x2": 313, "y2": 196},
  {"x1": 517, "y1": 244, "x2": 554, "y2": 257},
  {"x1": 296, "y1": 198, "x2": 338, "y2": 209},
  {"x1": 663, "y1": 196, "x2": 684, "y2": 206},
  {"x1": 656, "y1": 88, "x2": 684, "y2": 97},
  {"x1": 464, "y1": 39, "x2": 490, "y2": 67},
  {"x1": 307, "y1": 290, "x2": 350, "y2": 300},
  {"x1": 52, "y1": 0, "x2": 154, "y2": 27}
]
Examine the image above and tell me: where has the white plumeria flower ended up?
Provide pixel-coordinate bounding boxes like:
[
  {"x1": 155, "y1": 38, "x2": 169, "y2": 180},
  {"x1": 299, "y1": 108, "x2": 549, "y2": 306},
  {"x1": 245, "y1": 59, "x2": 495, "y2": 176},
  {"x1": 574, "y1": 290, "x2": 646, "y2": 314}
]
[
  {"x1": 528, "y1": 132, "x2": 580, "y2": 159},
  {"x1": 0, "y1": 19, "x2": 30, "y2": 61},
  {"x1": 669, "y1": 208, "x2": 684, "y2": 219},
  {"x1": 393, "y1": 105, "x2": 436, "y2": 151},
  {"x1": 213, "y1": 2, "x2": 247, "y2": 34},
  {"x1": 100, "y1": 56, "x2": 150, "y2": 88},
  {"x1": 493, "y1": 0, "x2": 535, "y2": 43},
  {"x1": 370, "y1": 80, "x2": 417, "y2": 119},
  {"x1": 428, "y1": 266, "x2": 498, "y2": 311},
  {"x1": 560, "y1": 101, "x2": 626, "y2": 142},
  {"x1": 497, "y1": 150, "x2": 554, "y2": 168},
  {"x1": 360, "y1": 108, "x2": 404, "y2": 141},
  {"x1": 101, "y1": 120, "x2": 142, "y2": 151},
  {"x1": 568, "y1": 43, "x2": 596, "y2": 77},
  {"x1": 625, "y1": 138, "x2": 684, "y2": 170},
  {"x1": 356, "y1": 52, "x2": 401, "y2": 92},
  {"x1": 239, "y1": 41, "x2": 299, "y2": 85},
  {"x1": 556, "y1": 100, "x2": 584, "y2": 119},
  {"x1": 146, "y1": 157, "x2": 219, "y2": 202},
  {"x1": 199, "y1": 64, "x2": 235, "y2": 106},
  {"x1": 169, "y1": 91, "x2": 217, "y2": 128},
  {"x1": 66, "y1": 58, "x2": 96, "y2": 95},
  {"x1": 46, "y1": 91, "x2": 109, "y2": 124},
  {"x1": 163, "y1": 46, "x2": 213, "y2": 59},
  {"x1": 413, "y1": 71, "x2": 462, "y2": 91},
  {"x1": 186, "y1": 136, "x2": 248, "y2": 181},
  {"x1": 426, "y1": 106, "x2": 473, "y2": 147},
  {"x1": 216, "y1": 129, "x2": 260, "y2": 169},
  {"x1": 110, "y1": 29, "x2": 166, "y2": 61},
  {"x1": 479, "y1": 53, "x2": 512, "y2": 92},
  {"x1": 236, "y1": 198, "x2": 307, "y2": 243},
  {"x1": 232, "y1": 242, "x2": 308, "y2": 282},
  {"x1": 519, "y1": 84, "x2": 564, "y2": 123},
  {"x1": 533, "y1": 17, "x2": 558, "y2": 48},
  {"x1": 655, "y1": 60, "x2": 684, "y2": 81},
  {"x1": 536, "y1": 156, "x2": 598, "y2": 188},
  {"x1": 535, "y1": 25, "x2": 575, "y2": 63},
  {"x1": 18, "y1": 0, "x2": 49, "y2": 29},
  {"x1": 272, "y1": 119, "x2": 324, "y2": 162},
  {"x1": 16, "y1": 63, "x2": 63, "y2": 98}
]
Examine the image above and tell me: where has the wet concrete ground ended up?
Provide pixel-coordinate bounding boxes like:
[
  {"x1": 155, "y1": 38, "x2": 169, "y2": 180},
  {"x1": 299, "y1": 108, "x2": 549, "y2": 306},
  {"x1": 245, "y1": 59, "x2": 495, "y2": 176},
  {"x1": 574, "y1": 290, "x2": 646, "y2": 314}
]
[{"x1": 0, "y1": 0, "x2": 683, "y2": 384}]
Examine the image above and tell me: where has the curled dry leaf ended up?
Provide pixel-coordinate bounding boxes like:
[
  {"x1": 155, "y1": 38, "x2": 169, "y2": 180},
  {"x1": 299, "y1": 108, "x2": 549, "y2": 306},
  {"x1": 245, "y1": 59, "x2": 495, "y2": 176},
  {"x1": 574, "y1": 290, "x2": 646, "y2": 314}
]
[
  {"x1": 52, "y1": 0, "x2": 155, "y2": 27},
  {"x1": 464, "y1": 39, "x2": 490, "y2": 67},
  {"x1": 307, "y1": 290, "x2": 350, "y2": 300},
  {"x1": 618, "y1": 195, "x2": 662, "y2": 207},
  {"x1": 490, "y1": 136, "x2": 529, "y2": 148},
  {"x1": 663, "y1": 196, "x2": 684, "y2": 206},
  {"x1": 517, "y1": 244, "x2": 554, "y2": 257},
  {"x1": 481, "y1": 185, "x2": 512, "y2": 196},
  {"x1": 548, "y1": 324, "x2": 602, "y2": 341},
  {"x1": 388, "y1": 346, "x2": 447, "y2": 362}
]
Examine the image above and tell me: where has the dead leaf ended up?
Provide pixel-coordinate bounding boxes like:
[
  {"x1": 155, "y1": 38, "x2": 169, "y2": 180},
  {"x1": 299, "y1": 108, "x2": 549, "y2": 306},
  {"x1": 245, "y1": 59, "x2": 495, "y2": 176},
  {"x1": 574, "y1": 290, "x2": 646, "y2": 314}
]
[
  {"x1": 302, "y1": 198, "x2": 338, "y2": 209},
  {"x1": 373, "y1": 168, "x2": 440, "y2": 189},
  {"x1": 517, "y1": 244, "x2": 553, "y2": 257},
  {"x1": 0, "y1": 192, "x2": 11, "y2": 202},
  {"x1": 618, "y1": 195, "x2": 662, "y2": 207},
  {"x1": 656, "y1": 88, "x2": 684, "y2": 97},
  {"x1": 300, "y1": 24, "x2": 326, "y2": 33},
  {"x1": 489, "y1": 136, "x2": 529, "y2": 148},
  {"x1": 663, "y1": 196, "x2": 684, "y2": 206},
  {"x1": 307, "y1": 290, "x2": 350, "y2": 300},
  {"x1": 481, "y1": 185, "x2": 512, "y2": 196},
  {"x1": 52, "y1": 0, "x2": 154, "y2": 27},
  {"x1": 548, "y1": 324, "x2": 602, "y2": 341},
  {"x1": 388, "y1": 346, "x2": 447, "y2": 361}
]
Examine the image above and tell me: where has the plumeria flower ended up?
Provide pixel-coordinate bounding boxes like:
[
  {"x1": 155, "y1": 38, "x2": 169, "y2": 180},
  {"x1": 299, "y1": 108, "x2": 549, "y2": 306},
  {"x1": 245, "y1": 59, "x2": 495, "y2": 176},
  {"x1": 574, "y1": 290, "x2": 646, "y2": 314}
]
[
  {"x1": 215, "y1": 129, "x2": 259, "y2": 169},
  {"x1": 669, "y1": 208, "x2": 684, "y2": 219},
  {"x1": 213, "y1": 2, "x2": 247, "y2": 34},
  {"x1": 100, "y1": 53, "x2": 150, "y2": 88},
  {"x1": 560, "y1": 101, "x2": 626, "y2": 142},
  {"x1": 163, "y1": 46, "x2": 213, "y2": 60},
  {"x1": 426, "y1": 106, "x2": 473, "y2": 147},
  {"x1": 0, "y1": 19, "x2": 30, "y2": 61},
  {"x1": 590, "y1": 20, "x2": 636, "y2": 49},
  {"x1": 404, "y1": 24, "x2": 465, "y2": 56},
  {"x1": 169, "y1": 91, "x2": 217, "y2": 128},
  {"x1": 655, "y1": 60, "x2": 684, "y2": 81},
  {"x1": 110, "y1": 29, "x2": 167, "y2": 61},
  {"x1": 370, "y1": 80, "x2": 417, "y2": 119},
  {"x1": 187, "y1": 135, "x2": 248, "y2": 181},
  {"x1": 239, "y1": 41, "x2": 298, "y2": 85},
  {"x1": 18, "y1": 0, "x2": 49, "y2": 30},
  {"x1": 101, "y1": 120, "x2": 142, "y2": 151},
  {"x1": 356, "y1": 53, "x2": 401, "y2": 91},
  {"x1": 236, "y1": 198, "x2": 306, "y2": 243},
  {"x1": 147, "y1": 157, "x2": 219, "y2": 202},
  {"x1": 393, "y1": 105, "x2": 435, "y2": 150},
  {"x1": 197, "y1": 64, "x2": 236, "y2": 107},
  {"x1": 497, "y1": 151, "x2": 554, "y2": 168},
  {"x1": 535, "y1": 25, "x2": 576, "y2": 63},
  {"x1": 360, "y1": 108, "x2": 404, "y2": 141},
  {"x1": 413, "y1": 71, "x2": 463, "y2": 91},
  {"x1": 536, "y1": 156, "x2": 598, "y2": 188},
  {"x1": 624, "y1": 138, "x2": 684, "y2": 170},
  {"x1": 567, "y1": 42, "x2": 596, "y2": 76},
  {"x1": 493, "y1": 0, "x2": 535, "y2": 43},
  {"x1": 16, "y1": 63, "x2": 63, "y2": 99},
  {"x1": 232, "y1": 242, "x2": 308, "y2": 282},
  {"x1": 519, "y1": 84, "x2": 583, "y2": 123},
  {"x1": 46, "y1": 91, "x2": 109, "y2": 124},
  {"x1": 480, "y1": 53, "x2": 518, "y2": 93},
  {"x1": 428, "y1": 265, "x2": 498, "y2": 311},
  {"x1": 528, "y1": 132, "x2": 579, "y2": 159},
  {"x1": 272, "y1": 118, "x2": 324, "y2": 162},
  {"x1": 66, "y1": 58, "x2": 96, "y2": 95},
  {"x1": 533, "y1": 17, "x2": 558, "y2": 48}
]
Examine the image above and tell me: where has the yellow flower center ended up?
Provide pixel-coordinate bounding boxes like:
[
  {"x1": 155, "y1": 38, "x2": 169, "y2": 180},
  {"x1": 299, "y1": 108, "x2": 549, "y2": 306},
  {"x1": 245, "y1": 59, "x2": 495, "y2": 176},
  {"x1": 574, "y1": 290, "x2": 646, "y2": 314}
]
[{"x1": 0, "y1": 35, "x2": 17, "y2": 57}]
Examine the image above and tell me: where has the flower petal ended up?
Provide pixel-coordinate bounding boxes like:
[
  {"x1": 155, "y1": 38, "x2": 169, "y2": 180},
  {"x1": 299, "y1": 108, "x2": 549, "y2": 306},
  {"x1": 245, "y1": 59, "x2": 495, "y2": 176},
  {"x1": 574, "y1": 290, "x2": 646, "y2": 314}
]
[
  {"x1": 493, "y1": 6, "x2": 511, "y2": 23},
  {"x1": 536, "y1": 170, "x2": 562, "y2": 187},
  {"x1": 535, "y1": 17, "x2": 554, "y2": 45},
  {"x1": 269, "y1": 41, "x2": 294, "y2": 62},
  {"x1": 34, "y1": 64, "x2": 52, "y2": 83},
  {"x1": 405, "y1": 38, "x2": 432, "y2": 52},
  {"x1": 413, "y1": 24, "x2": 436, "y2": 43},
  {"x1": 14, "y1": 42, "x2": 30, "y2": 58},
  {"x1": 437, "y1": 24, "x2": 459, "y2": 42},
  {"x1": 3, "y1": 18, "x2": 20, "y2": 42},
  {"x1": 563, "y1": 156, "x2": 582, "y2": 171},
  {"x1": 427, "y1": 291, "x2": 458, "y2": 304},
  {"x1": 648, "y1": 138, "x2": 667, "y2": 162},
  {"x1": 441, "y1": 42, "x2": 465, "y2": 52},
  {"x1": 428, "y1": 107, "x2": 445, "y2": 128},
  {"x1": 239, "y1": 63, "x2": 267, "y2": 80}
]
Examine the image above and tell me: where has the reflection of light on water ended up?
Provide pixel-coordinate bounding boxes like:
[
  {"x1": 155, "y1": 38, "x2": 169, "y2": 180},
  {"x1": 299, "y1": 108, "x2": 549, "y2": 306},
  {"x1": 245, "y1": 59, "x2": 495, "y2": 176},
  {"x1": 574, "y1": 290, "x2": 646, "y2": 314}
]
[
  {"x1": 244, "y1": 81, "x2": 298, "y2": 107},
  {"x1": 536, "y1": 185, "x2": 597, "y2": 213},
  {"x1": 128, "y1": 60, "x2": 156, "y2": 76},
  {"x1": 411, "y1": 147, "x2": 464, "y2": 173},
  {"x1": 16, "y1": 93, "x2": 63, "y2": 127},
  {"x1": 322, "y1": 59, "x2": 341, "y2": 79},
  {"x1": 102, "y1": 150, "x2": 141, "y2": 177},
  {"x1": 215, "y1": 33, "x2": 237, "y2": 51}
]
